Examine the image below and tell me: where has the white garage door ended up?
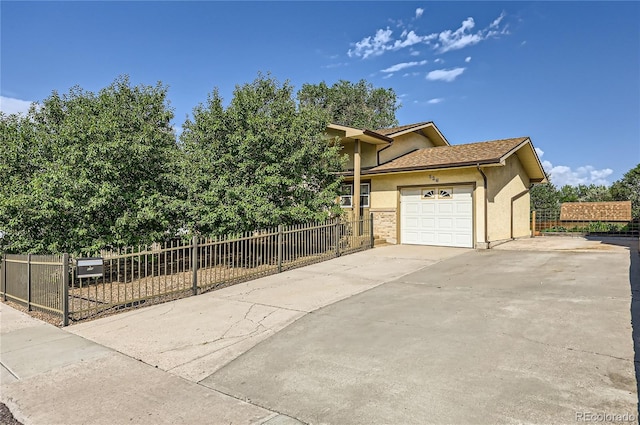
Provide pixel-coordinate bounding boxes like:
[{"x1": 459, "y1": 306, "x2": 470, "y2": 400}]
[{"x1": 401, "y1": 186, "x2": 473, "y2": 248}]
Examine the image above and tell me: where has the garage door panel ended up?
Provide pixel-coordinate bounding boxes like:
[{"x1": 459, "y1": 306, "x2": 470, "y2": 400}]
[
  {"x1": 422, "y1": 203, "x2": 436, "y2": 214},
  {"x1": 456, "y1": 203, "x2": 473, "y2": 214},
  {"x1": 437, "y1": 218, "x2": 453, "y2": 229},
  {"x1": 420, "y1": 233, "x2": 436, "y2": 244},
  {"x1": 422, "y1": 218, "x2": 436, "y2": 229},
  {"x1": 403, "y1": 231, "x2": 419, "y2": 244},
  {"x1": 405, "y1": 217, "x2": 420, "y2": 228},
  {"x1": 405, "y1": 203, "x2": 420, "y2": 214},
  {"x1": 437, "y1": 203, "x2": 453, "y2": 214},
  {"x1": 401, "y1": 186, "x2": 473, "y2": 248},
  {"x1": 455, "y1": 218, "x2": 472, "y2": 229}
]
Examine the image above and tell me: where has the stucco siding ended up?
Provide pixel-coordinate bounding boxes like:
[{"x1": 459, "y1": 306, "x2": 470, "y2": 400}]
[
  {"x1": 342, "y1": 141, "x2": 378, "y2": 170},
  {"x1": 378, "y1": 133, "x2": 435, "y2": 165},
  {"x1": 485, "y1": 155, "x2": 531, "y2": 242}
]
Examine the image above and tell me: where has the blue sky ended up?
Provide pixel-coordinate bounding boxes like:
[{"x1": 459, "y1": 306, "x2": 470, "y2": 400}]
[{"x1": 2, "y1": 1, "x2": 639, "y2": 186}]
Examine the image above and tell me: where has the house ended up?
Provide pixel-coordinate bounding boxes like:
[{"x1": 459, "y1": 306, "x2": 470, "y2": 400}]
[
  {"x1": 328, "y1": 121, "x2": 547, "y2": 249},
  {"x1": 560, "y1": 201, "x2": 632, "y2": 222}
]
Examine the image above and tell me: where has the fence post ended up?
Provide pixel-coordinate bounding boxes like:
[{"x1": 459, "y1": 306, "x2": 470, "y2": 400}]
[
  {"x1": 26, "y1": 254, "x2": 32, "y2": 311},
  {"x1": 531, "y1": 210, "x2": 536, "y2": 237},
  {"x1": 370, "y1": 212, "x2": 374, "y2": 248},
  {"x1": 277, "y1": 225, "x2": 283, "y2": 273},
  {"x1": 62, "y1": 253, "x2": 69, "y2": 327},
  {"x1": 2, "y1": 255, "x2": 6, "y2": 301},
  {"x1": 192, "y1": 236, "x2": 198, "y2": 296},
  {"x1": 335, "y1": 219, "x2": 341, "y2": 257}
]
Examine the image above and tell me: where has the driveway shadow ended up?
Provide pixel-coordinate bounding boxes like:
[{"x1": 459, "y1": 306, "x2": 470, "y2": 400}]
[{"x1": 587, "y1": 236, "x2": 640, "y2": 414}]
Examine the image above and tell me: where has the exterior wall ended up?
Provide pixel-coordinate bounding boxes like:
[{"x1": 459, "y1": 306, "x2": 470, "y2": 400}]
[
  {"x1": 377, "y1": 133, "x2": 435, "y2": 164},
  {"x1": 484, "y1": 154, "x2": 532, "y2": 242},
  {"x1": 341, "y1": 141, "x2": 378, "y2": 170},
  {"x1": 371, "y1": 209, "x2": 396, "y2": 242},
  {"x1": 368, "y1": 168, "x2": 486, "y2": 247}
]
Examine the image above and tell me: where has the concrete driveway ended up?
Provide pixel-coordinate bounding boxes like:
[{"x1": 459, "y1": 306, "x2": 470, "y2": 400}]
[
  {"x1": 2, "y1": 237, "x2": 638, "y2": 424},
  {"x1": 204, "y1": 237, "x2": 638, "y2": 424}
]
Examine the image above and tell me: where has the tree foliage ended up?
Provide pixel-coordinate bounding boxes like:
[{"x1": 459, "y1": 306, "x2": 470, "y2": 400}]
[
  {"x1": 297, "y1": 79, "x2": 399, "y2": 129},
  {"x1": 610, "y1": 164, "x2": 640, "y2": 218},
  {"x1": 530, "y1": 164, "x2": 640, "y2": 219},
  {"x1": 180, "y1": 73, "x2": 345, "y2": 236},
  {"x1": 0, "y1": 76, "x2": 181, "y2": 254},
  {"x1": 530, "y1": 182, "x2": 561, "y2": 211}
]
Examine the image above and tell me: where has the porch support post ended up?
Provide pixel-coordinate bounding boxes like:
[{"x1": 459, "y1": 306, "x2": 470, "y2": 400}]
[{"x1": 353, "y1": 139, "x2": 361, "y2": 222}]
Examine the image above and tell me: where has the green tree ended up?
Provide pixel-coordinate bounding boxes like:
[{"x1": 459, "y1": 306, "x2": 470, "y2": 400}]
[
  {"x1": 180, "y1": 73, "x2": 345, "y2": 236},
  {"x1": 610, "y1": 164, "x2": 640, "y2": 218},
  {"x1": 558, "y1": 184, "x2": 612, "y2": 203},
  {"x1": 0, "y1": 76, "x2": 182, "y2": 254},
  {"x1": 297, "y1": 79, "x2": 399, "y2": 129},
  {"x1": 530, "y1": 182, "x2": 560, "y2": 211}
]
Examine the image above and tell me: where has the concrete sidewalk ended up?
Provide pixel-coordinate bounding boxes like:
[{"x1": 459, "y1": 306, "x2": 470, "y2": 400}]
[{"x1": 1, "y1": 245, "x2": 466, "y2": 425}]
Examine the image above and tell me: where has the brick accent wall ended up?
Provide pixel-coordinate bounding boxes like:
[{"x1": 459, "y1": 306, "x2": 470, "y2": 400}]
[{"x1": 372, "y1": 209, "x2": 397, "y2": 243}]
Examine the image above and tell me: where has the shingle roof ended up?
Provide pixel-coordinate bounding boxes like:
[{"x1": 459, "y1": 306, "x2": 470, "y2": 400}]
[
  {"x1": 560, "y1": 201, "x2": 632, "y2": 222},
  {"x1": 368, "y1": 137, "x2": 529, "y2": 173},
  {"x1": 374, "y1": 122, "x2": 432, "y2": 136}
]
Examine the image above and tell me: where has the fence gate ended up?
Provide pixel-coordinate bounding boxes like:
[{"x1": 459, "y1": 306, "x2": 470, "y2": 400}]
[{"x1": 1, "y1": 253, "x2": 69, "y2": 325}]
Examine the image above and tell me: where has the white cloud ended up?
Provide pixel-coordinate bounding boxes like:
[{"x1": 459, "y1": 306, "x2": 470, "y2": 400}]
[
  {"x1": 465, "y1": 56, "x2": 472, "y2": 63},
  {"x1": 322, "y1": 62, "x2": 348, "y2": 69},
  {"x1": 381, "y1": 60, "x2": 427, "y2": 73},
  {"x1": 434, "y1": 13, "x2": 508, "y2": 53},
  {"x1": 409, "y1": 50, "x2": 420, "y2": 56},
  {"x1": 436, "y1": 17, "x2": 484, "y2": 53},
  {"x1": 427, "y1": 98, "x2": 444, "y2": 104},
  {"x1": 0, "y1": 96, "x2": 33, "y2": 115},
  {"x1": 392, "y1": 30, "x2": 429, "y2": 50},
  {"x1": 536, "y1": 148, "x2": 614, "y2": 186},
  {"x1": 490, "y1": 11, "x2": 506, "y2": 28},
  {"x1": 348, "y1": 11, "x2": 508, "y2": 58},
  {"x1": 382, "y1": 73, "x2": 393, "y2": 79},
  {"x1": 434, "y1": 58, "x2": 444, "y2": 64},
  {"x1": 348, "y1": 27, "x2": 394, "y2": 58},
  {"x1": 426, "y1": 67, "x2": 466, "y2": 82}
]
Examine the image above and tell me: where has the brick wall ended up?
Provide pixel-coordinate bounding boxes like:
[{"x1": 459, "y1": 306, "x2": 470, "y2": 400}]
[{"x1": 372, "y1": 209, "x2": 397, "y2": 243}]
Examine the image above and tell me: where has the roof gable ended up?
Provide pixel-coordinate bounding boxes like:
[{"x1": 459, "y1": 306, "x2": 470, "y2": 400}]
[
  {"x1": 375, "y1": 121, "x2": 450, "y2": 146},
  {"x1": 364, "y1": 137, "x2": 547, "y2": 182},
  {"x1": 370, "y1": 137, "x2": 527, "y2": 171}
]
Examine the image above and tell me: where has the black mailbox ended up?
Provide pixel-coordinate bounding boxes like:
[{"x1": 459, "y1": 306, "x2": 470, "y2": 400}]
[{"x1": 77, "y1": 258, "x2": 104, "y2": 278}]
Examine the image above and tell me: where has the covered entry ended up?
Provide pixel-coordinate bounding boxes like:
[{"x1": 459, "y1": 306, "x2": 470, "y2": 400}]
[{"x1": 400, "y1": 186, "x2": 473, "y2": 248}]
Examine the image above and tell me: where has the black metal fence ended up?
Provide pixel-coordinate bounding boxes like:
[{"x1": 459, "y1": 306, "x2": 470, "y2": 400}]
[{"x1": 1, "y1": 215, "x2": 374, "y2": 325}]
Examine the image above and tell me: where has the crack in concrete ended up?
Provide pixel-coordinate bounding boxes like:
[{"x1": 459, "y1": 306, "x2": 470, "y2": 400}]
[
  {"x1": 503, "y1": 332, "x2": 632, "y2": 362},
  {"x1": 161, "y1": 304, "x2": 285, "y2": 371}
]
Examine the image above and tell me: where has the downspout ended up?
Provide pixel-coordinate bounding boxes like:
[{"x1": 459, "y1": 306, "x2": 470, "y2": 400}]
[
  {"x1": 477, "y1": 165, "x2": 488, "y2": 248},
  {"x1": 510, "y1": 188, "x2": 530, "y2": 239}
]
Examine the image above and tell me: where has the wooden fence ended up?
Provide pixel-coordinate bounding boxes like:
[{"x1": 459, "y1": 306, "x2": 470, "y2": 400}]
[{"x1": 1, "y1": 215, "x2": 373, "y2": 325}]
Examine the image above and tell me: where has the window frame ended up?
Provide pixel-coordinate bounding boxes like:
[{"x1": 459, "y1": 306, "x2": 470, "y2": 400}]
[{"x1": 340, "y1": 183, "x2": 370, "y2": 208}]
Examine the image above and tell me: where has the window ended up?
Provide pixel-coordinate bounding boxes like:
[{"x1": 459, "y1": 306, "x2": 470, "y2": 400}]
[
  {"x1": 422, "y1": 189, "x2": 435, "y2": 199},
  {"x1": 340, "y1": 184, "x2": 352, "y2": 207},
  {"x1": 438, "y1": 188, "x2": 453, "y2": 199},
  {"x1": 340, "y1": 183, "x2": 370, "y2": 208}
]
